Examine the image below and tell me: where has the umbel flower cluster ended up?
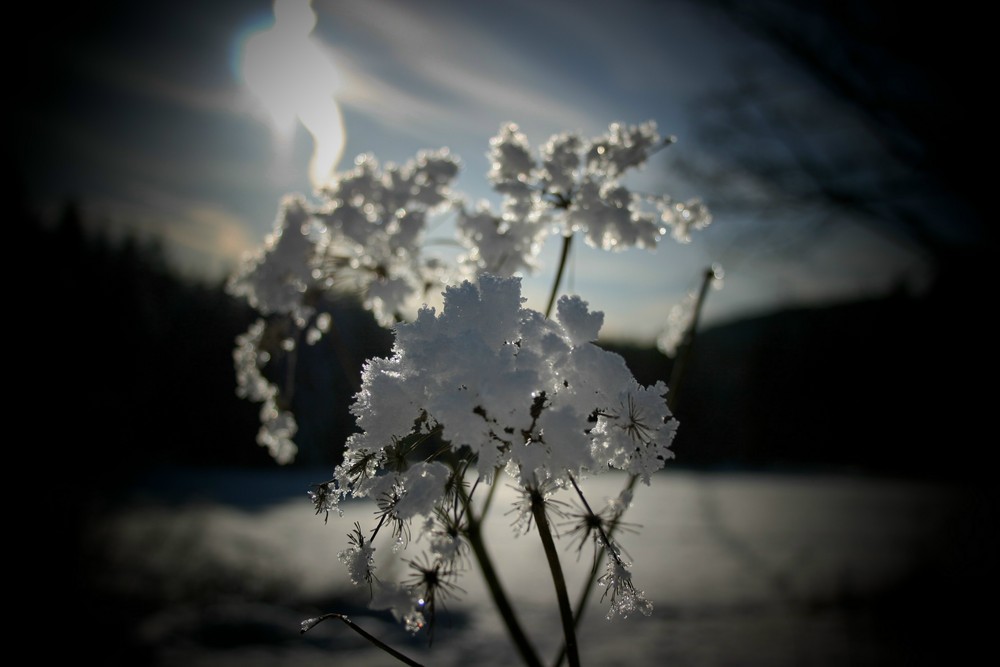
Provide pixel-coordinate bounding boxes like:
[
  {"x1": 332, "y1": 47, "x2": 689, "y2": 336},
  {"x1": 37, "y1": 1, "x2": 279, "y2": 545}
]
[
  {"x1": 315, "y1": 274, "x2": 674, "y2": 628},
  {"x1": 228, "y1": 121, "x2": 711, "y2": 663}
]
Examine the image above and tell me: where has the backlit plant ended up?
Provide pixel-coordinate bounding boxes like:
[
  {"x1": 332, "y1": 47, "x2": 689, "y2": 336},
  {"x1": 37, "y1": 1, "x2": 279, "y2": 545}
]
[{"x1": 229, "y1": 121, "x2": 712, "y2": 667}]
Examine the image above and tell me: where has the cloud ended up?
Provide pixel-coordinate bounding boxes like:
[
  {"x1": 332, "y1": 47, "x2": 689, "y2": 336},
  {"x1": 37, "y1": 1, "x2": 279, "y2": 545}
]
[
  {"x1": 312, "y1": 0, "x2": 616, "y2": 141},
  {"x1": 84, "y1": 52, "x2": 244, "y2": 117}
]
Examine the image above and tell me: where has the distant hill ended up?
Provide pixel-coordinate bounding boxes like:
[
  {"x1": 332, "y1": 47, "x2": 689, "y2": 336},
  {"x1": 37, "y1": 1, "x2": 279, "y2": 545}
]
[{"x1": 604, "y1": 285, "x2": 984, "y2": 479}]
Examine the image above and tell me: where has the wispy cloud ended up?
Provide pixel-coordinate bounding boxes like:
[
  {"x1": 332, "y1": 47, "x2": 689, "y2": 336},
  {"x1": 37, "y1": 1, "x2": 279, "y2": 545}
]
[
  {"x1": 313, "y1": 0, "x2": 619, "y2": 141},
  {"x1": 83, "y1": 52, "x2": 244, "y2": 117}
]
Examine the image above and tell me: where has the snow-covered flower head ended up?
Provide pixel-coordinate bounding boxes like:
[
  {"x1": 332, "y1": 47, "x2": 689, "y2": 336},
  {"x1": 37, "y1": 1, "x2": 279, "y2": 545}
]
[
  {"x1": 228, "y1": 195, "x2": 318, "y2": 326},
  {"x1": 317, "y1": 275, "x2": 675, "y2": 636},
  {"x1": 334, "y1": 274, "x2": 676, "y2": 506},
  {"x1": 477, "y1": 121, "x2": 710, "y2": 254},
  {"x1": 311, "y1": 150, "x2": 460, "y2": 326},
  {"x1": 455, "y1": 201, "x2": 548, "y2": 278}
]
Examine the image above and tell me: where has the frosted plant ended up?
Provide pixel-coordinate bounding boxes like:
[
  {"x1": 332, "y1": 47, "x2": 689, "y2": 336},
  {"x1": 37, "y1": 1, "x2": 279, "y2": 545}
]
[
  {"x1": 311, "y1": 150, "x2": 460, "y2": 327},
  {"x1": 480, "y1": 120, "x2": 710, "y2": 252},
  {"x1": 657, "y1": 264, "x2": 724, "y2": 357},
  {"x1": 233, "y1": 319, "x2": 273, "y2": 405},
  {"x1": 597, "y1": 553, "x2": 654, "y2": 620},
  {"x1": 337, "y1": 275, "x2": 675, "y2": 495},
  {"x1": 315, "y1": 275, "x2": 674, "y2": 649},
  {"x1": 230, "y1": 122, "x2": 711, "y2": 467},
  {"x1": 228, "y1": 195, "x2": 318, "y2": 328},
  {"x1": 230, "y1": 120, "x2": 717, "y2": 667},
  {"x1": 455, "y1": 201, "x2": 548, "y2": 277},
  {"x1": 660, "y1": 197, "x2": 712, "y2": 243},
  {"x1": 233, "y1": 318, "x2": 298, "y2": 464},
  {"x1": 339, "y1": 522, "x2": 377, "y2": 589}
]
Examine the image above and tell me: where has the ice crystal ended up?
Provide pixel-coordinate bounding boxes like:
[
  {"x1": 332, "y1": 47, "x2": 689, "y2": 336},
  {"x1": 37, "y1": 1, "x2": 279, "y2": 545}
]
[
  {"x1": 598, "y1": 558, "x2": 653, "y2": 621},
  {"x1": 228, "y1": 195, "x2": 317, "y2": 326},
  {"x1": 338, "y1": 522, "x2": 376, "y2": 588}
]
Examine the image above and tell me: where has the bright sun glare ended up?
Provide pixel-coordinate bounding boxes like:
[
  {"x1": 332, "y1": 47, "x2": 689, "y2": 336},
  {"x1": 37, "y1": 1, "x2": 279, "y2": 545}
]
[{"x1": 239, "y1": 0, "x2": 346, "y2": 188}]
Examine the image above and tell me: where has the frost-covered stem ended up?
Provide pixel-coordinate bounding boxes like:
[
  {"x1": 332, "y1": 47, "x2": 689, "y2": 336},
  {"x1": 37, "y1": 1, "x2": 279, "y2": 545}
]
[
  {"x1": 461, "y1": 485, "x2": 543, "y2": 667},
  {"x1": 530, "y1": 487, "x2": 581, "y2": 667},
  {"x1": 551, "y1": 475, "x2": 638, "y2": 667},
  {"x1": 473, "y1": 466, "x2": 503, "y2": 523},
  {"x1": 667, "y1": 266, "x2": 715, "y2": 406},
  {"x1": 301, "y1": 613, "x2": 424, "y2": 667},
  {"x1": 544, "y1": 233, "x2": 574, "y2": 319}
]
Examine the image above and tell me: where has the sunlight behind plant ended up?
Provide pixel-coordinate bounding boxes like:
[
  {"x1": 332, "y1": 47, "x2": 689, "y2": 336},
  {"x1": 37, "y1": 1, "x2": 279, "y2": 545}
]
[{"x1": 237, "y1": 0, "x2": 346, "y2": 187}]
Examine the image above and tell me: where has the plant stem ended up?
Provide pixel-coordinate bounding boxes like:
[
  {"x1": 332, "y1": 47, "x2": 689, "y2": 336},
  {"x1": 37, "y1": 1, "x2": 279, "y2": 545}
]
[
  {"x1": 462, "y1": 487, "x2": 544, "y2": 667},
  {"x1": 544, "y1": 233, "x2": 574, "y2": 319},
  {"x1": 553, "y1": 473, "x2": 638, "y2": 667},
  {"x1": 530, "y1": 490, "x2": 581, "y2": 667},
  {"x1": 667, "y1": 266, "x2": 716, "y2": 407},
  {"x1": 301, "y1": 613, "x2": 424, "y2": 667},
  {"x1": 474, "y1": 466, "x2": 503, "y2": 523},
  {"x1": 552, "y1": 266, "x2": 716, "y2": 667}
]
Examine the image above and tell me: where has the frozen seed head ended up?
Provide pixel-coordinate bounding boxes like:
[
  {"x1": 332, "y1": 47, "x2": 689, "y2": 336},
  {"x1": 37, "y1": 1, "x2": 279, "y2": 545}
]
[{"x1": 598, "y1": 559, "x2": 654, "y2": 621}]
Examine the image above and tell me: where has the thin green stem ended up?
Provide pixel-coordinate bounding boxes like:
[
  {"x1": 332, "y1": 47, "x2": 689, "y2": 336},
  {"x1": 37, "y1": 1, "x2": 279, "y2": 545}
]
[
  {"x1": 544, "y1": 233, "x2": 574, "y2": 319},
  {"x1": 461, "y1": 485, "x2": 544, "y2": 667},
  {"x1": 530, "y1": 489, "x2": 580, "y2": 667}
]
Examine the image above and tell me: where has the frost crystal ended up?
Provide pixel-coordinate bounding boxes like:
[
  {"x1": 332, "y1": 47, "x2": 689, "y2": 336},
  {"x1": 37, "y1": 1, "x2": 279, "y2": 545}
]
[
  {"x1": 233, "y1": 319, "x2": 273, "y2": 404},
  {"x1": 592, "y1": 380, "x2": 676, "y2": 485},
  {"x1": 256, "y1": 406, "x2": 298, "y2": 465},
  {"x1": 393, "y1": 462, "x2": 452, "y2": 520},
  {"x1": 228, "y1": 195, "x2": 317, "y2": 326},
  {"x1": 456, "y1": 202, "x2": 546, "y2": 277},
  {"x1": 339, "y1": 522, "x2": 377, "y2": 587},
  {"x1": 598, "y1": 558, "x2": 654, "y2": 621},
  {"x1": 659, "y1": 197, "x2": 713, "y2": 244}
]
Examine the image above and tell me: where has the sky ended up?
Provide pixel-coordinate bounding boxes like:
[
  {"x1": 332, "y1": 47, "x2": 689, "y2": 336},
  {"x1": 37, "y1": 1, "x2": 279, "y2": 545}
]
[{"x1": 17, "y1": 0, "x2": 929, "y2": 342}]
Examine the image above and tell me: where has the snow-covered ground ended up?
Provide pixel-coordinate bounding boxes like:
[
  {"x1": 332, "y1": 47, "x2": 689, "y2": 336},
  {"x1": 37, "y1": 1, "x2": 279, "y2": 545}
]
[{"x1": 86, "y1": 468, "x2": 984, "y2": 666}]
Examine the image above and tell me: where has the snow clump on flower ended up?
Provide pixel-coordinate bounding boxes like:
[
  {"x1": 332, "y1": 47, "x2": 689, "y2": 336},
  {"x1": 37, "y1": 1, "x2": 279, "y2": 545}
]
[
  {"x1": 334, "y1": 274, "x2": 677, "y2": 504},
  {"x1": 228, "y1": 195, "x2": 318, "y2": 327},
  {"x1": 311, "y1": 150, "x2": 460, "y2": 326},
  {"x1": 467, "y1": 121, "x2": 711, "y2": 260}
]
